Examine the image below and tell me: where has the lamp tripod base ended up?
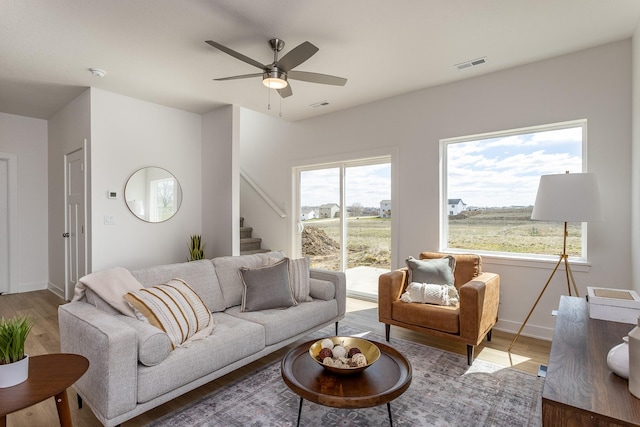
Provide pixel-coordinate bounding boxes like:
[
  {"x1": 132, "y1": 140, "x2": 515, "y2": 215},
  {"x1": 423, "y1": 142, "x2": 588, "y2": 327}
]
[{"x1": 508, "y1": 252, "x2": 578, "y2": 353}]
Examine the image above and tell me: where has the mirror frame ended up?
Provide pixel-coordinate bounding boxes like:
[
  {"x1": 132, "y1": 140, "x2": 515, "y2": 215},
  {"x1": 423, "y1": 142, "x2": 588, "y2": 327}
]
[{"x1": 124, "y1": 166, "x2": 183, "y2": 223}]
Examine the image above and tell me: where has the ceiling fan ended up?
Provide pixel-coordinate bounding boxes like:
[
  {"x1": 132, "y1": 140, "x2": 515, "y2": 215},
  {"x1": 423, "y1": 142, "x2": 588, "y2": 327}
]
[{"x1": 205, "y1": 38, "x2": 347, "y2": 98}]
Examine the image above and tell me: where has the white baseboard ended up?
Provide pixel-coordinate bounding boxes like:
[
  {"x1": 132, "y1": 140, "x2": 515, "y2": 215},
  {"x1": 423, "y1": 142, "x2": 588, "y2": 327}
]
[
  {"x1": 14, "y1": 281, "x2": 48, "y2": 294},
  {"x1": 494, "y1": 319, "x2": 554, "y2": 341},
  {"x1": 47, "y1": 282, "x2": 65, "y2": 300}
]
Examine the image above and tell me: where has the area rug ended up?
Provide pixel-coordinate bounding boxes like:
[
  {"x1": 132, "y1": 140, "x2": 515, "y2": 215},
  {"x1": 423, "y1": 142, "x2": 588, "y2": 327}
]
[{"x1": 147, "y1": 325, "x2": 543, "y2": 426}]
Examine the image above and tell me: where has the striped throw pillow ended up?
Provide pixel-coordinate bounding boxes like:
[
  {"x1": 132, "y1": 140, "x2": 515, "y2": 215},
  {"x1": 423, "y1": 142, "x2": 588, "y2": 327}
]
[{"x1": 124, "y1": 278, "x2": 215, "y2": 349}]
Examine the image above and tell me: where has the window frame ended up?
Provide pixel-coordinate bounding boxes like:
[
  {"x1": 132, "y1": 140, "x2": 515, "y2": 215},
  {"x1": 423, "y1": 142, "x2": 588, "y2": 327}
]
[{"x1": 439, "y1": 119, "x2": 589, "y2": 262}]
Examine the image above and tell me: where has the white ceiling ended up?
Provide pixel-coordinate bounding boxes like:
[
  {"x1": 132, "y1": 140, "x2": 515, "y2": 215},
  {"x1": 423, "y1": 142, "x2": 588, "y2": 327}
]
[{"x1": 2, "y1": 1, "x2": 640, "y2": 122}]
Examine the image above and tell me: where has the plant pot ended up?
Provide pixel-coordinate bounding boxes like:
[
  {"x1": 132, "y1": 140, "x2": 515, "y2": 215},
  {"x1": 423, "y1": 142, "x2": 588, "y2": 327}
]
[{"x1": 0, "y1": 354, "x2": 29, "y2": 388}]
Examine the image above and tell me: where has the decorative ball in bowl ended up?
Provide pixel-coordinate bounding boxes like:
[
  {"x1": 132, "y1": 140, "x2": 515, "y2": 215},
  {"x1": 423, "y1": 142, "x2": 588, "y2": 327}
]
[{"x1": 309, "y1": 336, "x2": 380, "y2": 375}]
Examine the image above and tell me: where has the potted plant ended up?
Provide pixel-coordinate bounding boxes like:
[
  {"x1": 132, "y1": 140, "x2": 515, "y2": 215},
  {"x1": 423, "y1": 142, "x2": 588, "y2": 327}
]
[
  {"x1": 0, "y1": 315, "x2": 36, "y2": 388},
  {"x1": 188, "y1": 234, "x2": 205, "y2": 261}
]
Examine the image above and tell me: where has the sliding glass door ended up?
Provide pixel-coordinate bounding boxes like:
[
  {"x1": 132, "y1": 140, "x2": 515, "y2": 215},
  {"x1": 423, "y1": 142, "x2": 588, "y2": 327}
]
[{"x1": 296, "y1": 157, "x2": 391, "y2": 299}]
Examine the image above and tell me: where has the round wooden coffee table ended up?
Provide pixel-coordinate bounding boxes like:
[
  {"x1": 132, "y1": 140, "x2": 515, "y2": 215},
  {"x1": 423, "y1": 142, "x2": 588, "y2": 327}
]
[
  {"x1": 0, "y1": 353, "x2": 89, "y2": 427},
  {"x1": 281, "y1": 339, "x2": 411, "y2": 427}
]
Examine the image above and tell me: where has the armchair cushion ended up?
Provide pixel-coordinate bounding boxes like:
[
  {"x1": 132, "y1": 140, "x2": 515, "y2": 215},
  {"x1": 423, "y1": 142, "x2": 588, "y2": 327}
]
[{"x1": 406, "y1": 256, "x2": 456, "y2": 286}]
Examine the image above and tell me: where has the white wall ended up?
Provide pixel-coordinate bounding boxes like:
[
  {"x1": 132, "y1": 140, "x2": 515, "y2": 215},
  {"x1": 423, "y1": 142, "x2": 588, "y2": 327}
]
[
  {"x1": 89, "y1": 88, "x2": 202, "y2": 270},
  {"x1": 632, "y1": 23, "x2": 640, "y2": 294},
  {"x1": 202, "y1": 105, "x2": 240, "y2": 257},
  {"x1": 239, "y1": 40, "x2": 633, "y2": 340},
  {"x1": 48, "y1": 90, "x2": 91, "y2": 297},
  {"x1": 0, "y1": 112, "x2": 48, "y2": 293}
]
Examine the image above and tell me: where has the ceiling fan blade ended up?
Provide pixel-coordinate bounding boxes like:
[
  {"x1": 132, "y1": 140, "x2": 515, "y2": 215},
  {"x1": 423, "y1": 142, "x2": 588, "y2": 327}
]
[
  {"x1": 205, "y1": 40, "x2": 266, "y2": 70},
  {"x1": 277, "y1": 41, "x2": 319, "y2": 72},
  {"x1": 214, "y1": 73, "x2": 263, "y2": 81},
  {"x1": 277, "y1": 84, "x2": 293, "y2": 98},
  {"x1": 288, "y1": 70, "x2": 347, "y2": 86}
]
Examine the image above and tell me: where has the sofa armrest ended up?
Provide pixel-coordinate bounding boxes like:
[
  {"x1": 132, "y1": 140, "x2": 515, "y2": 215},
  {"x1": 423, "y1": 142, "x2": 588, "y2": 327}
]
[
  {"x1": 58, "y1": 301, "x2": 138, "y2": 421},
  {"x1": 378, "y1": 268, "x2": 409, "y2": 323},
  {"x1": 310, "y1": 268, "x2": 346, "y2": 317},
  {"x1": 458, "y1": 272, "x2": 500, "y2": 343}
]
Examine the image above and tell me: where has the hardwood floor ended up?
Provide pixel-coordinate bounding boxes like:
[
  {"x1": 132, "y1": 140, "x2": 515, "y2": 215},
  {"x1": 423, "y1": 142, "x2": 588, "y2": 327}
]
[{"x1": 0, "y1": 290, "x2": 551, "y2": 426}]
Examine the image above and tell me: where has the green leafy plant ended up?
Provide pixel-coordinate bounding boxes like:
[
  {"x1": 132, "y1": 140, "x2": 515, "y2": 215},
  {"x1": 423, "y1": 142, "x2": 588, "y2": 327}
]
[
  {"x1": 0, "y1": 315, "x2": 36, "y2": 364},
  {"x1": 188, "y1": 234, "x2": 205, "y2": 261}
]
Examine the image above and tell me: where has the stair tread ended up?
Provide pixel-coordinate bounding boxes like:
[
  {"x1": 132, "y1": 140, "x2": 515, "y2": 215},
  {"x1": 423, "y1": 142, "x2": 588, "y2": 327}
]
[{"x1": 240, "y1": 237, "x2": 262, "y2": 243}]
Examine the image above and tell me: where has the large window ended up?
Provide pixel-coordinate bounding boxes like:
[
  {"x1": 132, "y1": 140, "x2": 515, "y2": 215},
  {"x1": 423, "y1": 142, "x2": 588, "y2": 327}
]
[{"x1": 441, "y1": 120, "x2": 586, "y2": 259}]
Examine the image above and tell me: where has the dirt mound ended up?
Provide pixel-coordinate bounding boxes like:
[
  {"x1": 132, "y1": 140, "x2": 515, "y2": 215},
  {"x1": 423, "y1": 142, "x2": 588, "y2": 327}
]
[{"x1": 302, "y1": 226, "x2": 340, "y2": 255}]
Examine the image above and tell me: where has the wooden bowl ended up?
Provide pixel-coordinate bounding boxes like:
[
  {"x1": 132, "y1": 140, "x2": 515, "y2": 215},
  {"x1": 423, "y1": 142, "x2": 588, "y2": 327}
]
[{"x1": 309, "y1": 336, "x2": 380, "y2": 375}]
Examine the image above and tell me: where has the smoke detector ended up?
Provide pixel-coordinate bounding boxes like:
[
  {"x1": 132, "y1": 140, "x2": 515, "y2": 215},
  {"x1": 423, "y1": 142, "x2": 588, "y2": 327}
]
[{"x1": 89, "y1": 68, "x2": 106, "y2": 77}]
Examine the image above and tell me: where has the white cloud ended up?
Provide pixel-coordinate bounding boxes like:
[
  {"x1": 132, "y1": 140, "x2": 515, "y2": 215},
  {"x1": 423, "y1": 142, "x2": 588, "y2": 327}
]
[
  {"x1": 300, "y1": 163, "x2": 391, "y2": 208},
  {"x1": 447, "y1": 126, "x2": 582, "y2": 207}
]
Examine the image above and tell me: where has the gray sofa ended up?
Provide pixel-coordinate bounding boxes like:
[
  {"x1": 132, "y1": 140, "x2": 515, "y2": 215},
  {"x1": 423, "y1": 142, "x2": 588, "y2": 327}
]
[{"x1": 58, "y1": 252, "x2": 346, "y2": 427}]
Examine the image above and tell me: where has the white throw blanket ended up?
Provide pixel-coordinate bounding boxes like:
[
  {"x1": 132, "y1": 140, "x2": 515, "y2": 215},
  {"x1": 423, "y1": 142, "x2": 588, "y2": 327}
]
[{"x1": 73, "y1": 267, "x2": 143, "y2": 317}]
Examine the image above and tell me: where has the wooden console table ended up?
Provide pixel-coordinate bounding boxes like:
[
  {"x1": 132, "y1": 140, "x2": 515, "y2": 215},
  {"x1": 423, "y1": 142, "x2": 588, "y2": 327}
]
[{"x1": 542, "y1": 296, "x2": 640, "y2": 426}]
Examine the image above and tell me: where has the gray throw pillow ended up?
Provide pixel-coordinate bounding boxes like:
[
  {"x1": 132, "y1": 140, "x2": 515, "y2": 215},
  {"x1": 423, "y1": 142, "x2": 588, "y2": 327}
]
[
  {"x1": 406, "y1": 256, "x2": 456, "y2": 286},
  {"x1": 239, "y1": 258, "x2": 297, "y2": 312}
]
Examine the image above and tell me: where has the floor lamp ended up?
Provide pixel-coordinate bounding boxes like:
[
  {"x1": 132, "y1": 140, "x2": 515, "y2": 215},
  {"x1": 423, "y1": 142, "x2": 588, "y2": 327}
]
[{"x1": 508, "y1": 172, "x2": 602, "y2": 352}]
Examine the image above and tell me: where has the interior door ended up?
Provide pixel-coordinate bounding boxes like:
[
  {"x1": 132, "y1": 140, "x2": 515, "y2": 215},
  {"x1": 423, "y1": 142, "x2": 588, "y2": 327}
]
[{"x1": 65, "y1": 149, "x2": 86, "y2": 301}]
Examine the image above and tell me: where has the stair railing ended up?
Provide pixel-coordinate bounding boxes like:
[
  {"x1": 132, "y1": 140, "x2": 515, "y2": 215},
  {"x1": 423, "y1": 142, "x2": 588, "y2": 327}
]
[{"x1": 240, "y1": 169, "x2": 287, "y2": 218}]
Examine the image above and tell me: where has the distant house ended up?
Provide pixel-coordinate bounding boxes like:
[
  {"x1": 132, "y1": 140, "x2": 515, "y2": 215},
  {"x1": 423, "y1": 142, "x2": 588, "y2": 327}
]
[
  {"x1": 380, "y1": 200, "x2": 391, "y2": 218},
  {"x1": 300, "y1": 208, "x2": 316, "y2": 221},
  {"x1": 318, "y1": 203, "x2": 340, "y2": 218},
  {"x1": 448, "y1": 199, "x2": 467, "y2": 215}
]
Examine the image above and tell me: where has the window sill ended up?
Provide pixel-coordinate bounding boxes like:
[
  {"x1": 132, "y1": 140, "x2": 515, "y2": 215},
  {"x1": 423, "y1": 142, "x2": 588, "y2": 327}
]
[{"x1": 443, "y1": 249, "x2": 592, "y2": 273}]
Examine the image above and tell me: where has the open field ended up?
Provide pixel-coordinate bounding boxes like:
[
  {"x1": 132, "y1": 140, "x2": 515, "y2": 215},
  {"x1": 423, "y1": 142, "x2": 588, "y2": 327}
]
[
  {"x1": 301, "y1": 207, "x2": 582, "y2": 270},
  {"x1": 449, "y1": 207, "x2": 581, "y2": 256}
]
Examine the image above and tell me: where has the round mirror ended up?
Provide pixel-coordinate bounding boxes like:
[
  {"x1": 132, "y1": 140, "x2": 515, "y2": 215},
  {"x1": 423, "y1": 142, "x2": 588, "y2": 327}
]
[{"x1": 124, "y1": 167, "x2": 182, "y2": 223}]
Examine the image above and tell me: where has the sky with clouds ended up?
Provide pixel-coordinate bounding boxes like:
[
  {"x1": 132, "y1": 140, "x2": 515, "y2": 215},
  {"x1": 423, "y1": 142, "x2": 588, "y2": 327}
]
[
  {"x1": 447, "y1": 126, "x2": 583, "y2": 207},
  {"x1": 298, "y1": 125, "x2": 582, "y2": 210},
  {"x1": 300, "y1": 163, "x2": 391, "y2": 208}
]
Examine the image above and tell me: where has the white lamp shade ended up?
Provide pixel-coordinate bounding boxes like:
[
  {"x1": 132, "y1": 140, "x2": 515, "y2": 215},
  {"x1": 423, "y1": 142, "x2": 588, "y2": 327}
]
[{"x1": 531, "y1": 173, "x2": 603, "y2": 222}]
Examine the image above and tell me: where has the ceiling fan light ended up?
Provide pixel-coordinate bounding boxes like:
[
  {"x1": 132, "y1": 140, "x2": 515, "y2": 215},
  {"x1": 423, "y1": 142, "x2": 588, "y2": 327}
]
[{"x1": 263, "y1": 70, "x2": 288, "y2": 89}]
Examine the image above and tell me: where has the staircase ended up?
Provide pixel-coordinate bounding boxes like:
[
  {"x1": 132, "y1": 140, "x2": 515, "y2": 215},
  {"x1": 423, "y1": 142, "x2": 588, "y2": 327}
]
[{"x1": 240, "y1": 217, "x2": 270, "y2": 254}]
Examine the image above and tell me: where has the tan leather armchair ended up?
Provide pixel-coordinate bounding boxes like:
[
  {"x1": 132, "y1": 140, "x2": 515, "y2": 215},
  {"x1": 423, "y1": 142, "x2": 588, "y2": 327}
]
[{"x1": 378, "y1": 252, "x2": 500, "y2": 364}]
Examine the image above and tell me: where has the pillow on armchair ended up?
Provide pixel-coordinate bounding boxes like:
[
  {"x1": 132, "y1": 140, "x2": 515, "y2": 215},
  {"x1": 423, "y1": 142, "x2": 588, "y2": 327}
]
[
  {"x1": 402, "y1": 256, "x2": 458, "y2": 306},
  {"x1": 406, "y1": 256, "x2": 456, "y2": 285}
]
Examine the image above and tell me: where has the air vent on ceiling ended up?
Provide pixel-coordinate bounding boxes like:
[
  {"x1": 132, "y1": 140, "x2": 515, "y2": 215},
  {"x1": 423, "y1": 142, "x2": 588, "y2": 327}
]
[
  {"x1": 310, "y1": 101, "x2": 330, "y2": 108},
  {"x1": 455, "y1": 57, "x2": 487, "y2": 71}
]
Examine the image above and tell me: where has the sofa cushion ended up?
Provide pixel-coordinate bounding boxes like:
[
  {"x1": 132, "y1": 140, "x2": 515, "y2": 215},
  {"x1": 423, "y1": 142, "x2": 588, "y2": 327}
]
[
  {"x1": 391, "y1": 299, "x2": 460, "y2": 334},
  {"x1": 212, "y1": 252, "x2": 285, "y2": 308},
  {"x1": 123, "y1": 279, "x2": 215, "y2": 349},
  {"x1": 137, "y1": 312, "x2": 265, "y2": 403},
  {"x1": 130, "y1": 260, "x2": 226, "y2": 313},
  {"x1": 406, "y1": 256, "x2": 455, "y2": 286},
  {"x1": 116, "y1": 315, "x2": 172, "y2": 366},
  {"x1": 309, "y1": 277, "x2": 336, "y2": 300},
  {"x1": 240, "y1": 258, "x2": 297, "y2": 312},
  {"x1": 226, "y1": 299, "x2": 339, "y2": 346}
]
